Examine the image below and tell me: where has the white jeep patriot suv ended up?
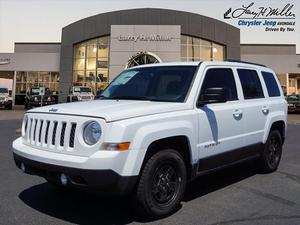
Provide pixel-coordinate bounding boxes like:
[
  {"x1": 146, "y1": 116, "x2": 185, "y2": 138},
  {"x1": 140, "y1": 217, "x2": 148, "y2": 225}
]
[{"x1": 13, "y1": 61, "x2": 287, "y2": 218}]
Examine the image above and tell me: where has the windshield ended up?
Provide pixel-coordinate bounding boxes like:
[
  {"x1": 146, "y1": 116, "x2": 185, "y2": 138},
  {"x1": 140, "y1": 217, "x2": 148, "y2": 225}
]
[
  {"x1": 30, "y1": 88, "x2": 40, "y2": 95},
  {"x1": 74, "y1": 87, "x2": 92, "y2": 93},
  {"x1": 30, "y1": 88, "x2": 51, "y2": 95},
  {"x1": 100, "y1": 66, "x2": 197, "y2": 102},
  {"x1": 287, "y1": 95, "x2": 300, "y2": 101},
  {"x1": 0, "y1": 88, "x2": 8, "y2": 94}
]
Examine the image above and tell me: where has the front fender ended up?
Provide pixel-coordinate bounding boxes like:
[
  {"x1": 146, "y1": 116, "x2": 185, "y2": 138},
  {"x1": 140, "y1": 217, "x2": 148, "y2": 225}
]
[{"x1": 122, "y1": 120, "x2": 196, "y2": 176}]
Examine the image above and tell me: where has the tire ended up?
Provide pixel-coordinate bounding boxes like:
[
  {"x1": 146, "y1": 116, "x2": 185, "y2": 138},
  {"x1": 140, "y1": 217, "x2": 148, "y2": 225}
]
[
  {"x1": 24, "y1": 103, "x2": 31, "y2": 109},
  {"x1": 135, "y1": 149, "x2": 187, "y2": 219},
  {"x1": 259, "y1": 130, "x2": 282, "y2": 173},
  {"x1": 6, "y1": 104, "x2": 12, "y2": 110}
]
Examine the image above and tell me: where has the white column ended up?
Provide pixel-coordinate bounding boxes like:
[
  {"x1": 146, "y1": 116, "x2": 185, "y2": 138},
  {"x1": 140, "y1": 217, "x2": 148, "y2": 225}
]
[
  {"x1": 286, "y1": 73, "x2": 289, "y2": 96},
  {"x1": 12, "y1": 71, "x2": 17, "y2": 106}
]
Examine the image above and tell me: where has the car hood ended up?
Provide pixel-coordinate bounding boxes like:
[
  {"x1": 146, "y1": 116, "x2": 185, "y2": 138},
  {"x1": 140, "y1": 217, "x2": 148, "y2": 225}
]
[{"x1": 28, "y1": 100, "x2": 190, "y2": 122}]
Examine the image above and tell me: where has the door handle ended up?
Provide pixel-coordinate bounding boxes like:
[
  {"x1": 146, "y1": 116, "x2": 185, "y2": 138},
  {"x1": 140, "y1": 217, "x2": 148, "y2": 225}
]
[
  {"x1": 233, "y1": 109, "x2": 243, "y2": 119},
  {"x1": 262, "y1": 106, "x2": 269, "y2": 114}
]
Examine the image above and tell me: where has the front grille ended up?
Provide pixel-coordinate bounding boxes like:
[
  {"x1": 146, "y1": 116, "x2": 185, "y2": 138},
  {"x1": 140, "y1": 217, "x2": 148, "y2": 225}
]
[
  {"x1": 69, "y1": 123, "x2": 76, "y2": 148},
  {"x1": 81, "y1": 96, "x2": 91, "y2": 100},
  {"x1": 24, "y1": 116, "x2": 77, "y2": 149},
  {"x1": 0, "y1": 97, "x2": 5, "y2": 101}
]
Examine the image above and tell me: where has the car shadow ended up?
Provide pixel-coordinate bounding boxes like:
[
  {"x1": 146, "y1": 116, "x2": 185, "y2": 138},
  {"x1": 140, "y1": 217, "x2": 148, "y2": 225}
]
[{"x1": 19, "y1": 160, "x2": 258, "y2": 224}]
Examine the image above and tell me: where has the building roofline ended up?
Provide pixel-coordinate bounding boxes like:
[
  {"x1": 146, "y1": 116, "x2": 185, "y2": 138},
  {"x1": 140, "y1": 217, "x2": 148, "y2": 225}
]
[
  {"x1": 14, "y1": 42, "x2": 61, "y2": 45},
  {"x1": 241, "y1": 44, "x2": 296, "y2": 47}
]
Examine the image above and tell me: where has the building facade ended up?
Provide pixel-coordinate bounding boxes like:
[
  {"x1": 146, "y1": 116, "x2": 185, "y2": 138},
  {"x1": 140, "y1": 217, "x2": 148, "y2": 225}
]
[
  {"x1": 0, "y1": 8, "x2": 299, "y2": 105},
  {"x1": 59, "y1": 8, "x2": 240, "y2": 102}
]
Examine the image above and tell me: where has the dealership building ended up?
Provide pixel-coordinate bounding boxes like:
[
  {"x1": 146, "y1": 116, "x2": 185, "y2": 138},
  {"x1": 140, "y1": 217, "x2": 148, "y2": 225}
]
[{"x1": 0, "y1": 8, "x2": 299, "y2": 104}]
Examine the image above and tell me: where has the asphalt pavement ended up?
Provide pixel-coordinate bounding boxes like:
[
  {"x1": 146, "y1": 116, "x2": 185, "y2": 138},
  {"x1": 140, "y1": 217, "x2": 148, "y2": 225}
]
[{"x1": 0, "y1": 115, "x2": 299, "y2": 225}]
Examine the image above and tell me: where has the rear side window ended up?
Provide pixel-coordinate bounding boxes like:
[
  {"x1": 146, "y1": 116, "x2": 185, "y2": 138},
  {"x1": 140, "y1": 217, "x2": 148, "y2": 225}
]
[
  {"x1": 237, "y1": 69, "x2": 264, "y2": 99},
  {"x1": 199, "y1": 68, "x2": 238, "y2": 101},
  {"x1": 261, "y1": 71, "x2": 281, "y2": 97}
]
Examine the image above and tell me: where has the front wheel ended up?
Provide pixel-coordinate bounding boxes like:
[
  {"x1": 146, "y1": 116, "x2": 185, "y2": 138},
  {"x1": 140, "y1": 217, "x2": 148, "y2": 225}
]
[
  {"x1": 260, "y1": 130, "x2": 283, "y2": 173},
  {"x1": 135, "y1": 149, "x2": 187, "y2": 219}
]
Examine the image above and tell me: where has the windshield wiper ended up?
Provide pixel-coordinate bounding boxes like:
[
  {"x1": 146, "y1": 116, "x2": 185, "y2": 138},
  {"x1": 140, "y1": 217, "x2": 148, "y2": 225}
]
[{"x1": 97, "y1": 95, "x2": 171, "y2": 102}]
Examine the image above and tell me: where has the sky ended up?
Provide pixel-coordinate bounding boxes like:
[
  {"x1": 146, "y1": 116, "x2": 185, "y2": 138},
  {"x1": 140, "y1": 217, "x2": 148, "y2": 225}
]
[{"x1": 0, "y1": 0, "x2": 299, "y2": 53}]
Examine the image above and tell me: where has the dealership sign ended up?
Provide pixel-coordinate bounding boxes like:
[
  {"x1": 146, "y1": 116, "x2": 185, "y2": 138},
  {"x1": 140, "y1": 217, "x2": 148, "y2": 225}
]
[
  {"x1": 223, "y1": 2, "x2": 296, "y2": 32},
  {"x1": 118, "y1": 34, "x2": 172, "y2": 42}
]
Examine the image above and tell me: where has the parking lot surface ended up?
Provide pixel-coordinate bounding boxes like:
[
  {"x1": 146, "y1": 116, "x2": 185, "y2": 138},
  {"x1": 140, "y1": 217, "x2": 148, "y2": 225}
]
[{"x1": 0, "y1": 111, "x2": 300, "y2": 225}]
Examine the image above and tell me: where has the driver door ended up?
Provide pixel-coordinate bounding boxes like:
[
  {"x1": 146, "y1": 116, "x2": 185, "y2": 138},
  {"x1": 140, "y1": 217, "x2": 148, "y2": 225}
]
[{"x1": 196, "y1": 67, "x2": 245, "y2": 172}]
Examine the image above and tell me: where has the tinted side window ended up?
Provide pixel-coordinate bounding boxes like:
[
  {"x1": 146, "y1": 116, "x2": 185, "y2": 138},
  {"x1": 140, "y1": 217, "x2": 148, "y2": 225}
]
[
  {"x1": 199, "y1": 68, "x2": 238, "y2": 101},
  {"x1": 261, "y1": 71, "x2": 281, "y2": 97},
  {"x1": 237, "y1": 69, "x2": 264, "y2": 99}
]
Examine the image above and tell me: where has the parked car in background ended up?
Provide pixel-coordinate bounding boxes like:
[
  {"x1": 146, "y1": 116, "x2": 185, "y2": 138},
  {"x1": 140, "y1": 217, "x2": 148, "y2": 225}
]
[
  {"x1": 287, "y1": 94, "x2": 300, "y2": 113},
  {"x1": 0, "y1": 87, "x2": 12, "y2": 110},
  {"x1": 24, "y1": 87, "x2": 55, "y2": 109},
  {"x1": 67, "y1": 86, "x2": 94, "y2": 102}
]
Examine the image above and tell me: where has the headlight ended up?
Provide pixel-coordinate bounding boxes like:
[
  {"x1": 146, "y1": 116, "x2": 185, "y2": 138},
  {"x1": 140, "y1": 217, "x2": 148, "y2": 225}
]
[
  {"x1": 83, "y1": 121, "x2": 102, "y2": 145},
  {"x1": 34, "y1": 97, "x2": 38, "y2": 101},
  {"x1": 47, "y1": 96, "x2": 51, "y2": 101}
]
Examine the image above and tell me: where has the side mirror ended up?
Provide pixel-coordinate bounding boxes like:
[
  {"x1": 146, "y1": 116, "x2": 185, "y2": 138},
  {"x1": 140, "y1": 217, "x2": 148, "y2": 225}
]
[{"x1": 197, "y1": 87, "x2": 227, "y2": 107}]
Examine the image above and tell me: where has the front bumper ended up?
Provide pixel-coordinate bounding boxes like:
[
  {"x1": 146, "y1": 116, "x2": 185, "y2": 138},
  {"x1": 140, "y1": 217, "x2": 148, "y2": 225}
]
[
  {"x1": 30, "y1": 101, "x2": 55, "y2": 107},
  {"x1": 0, "y1": 100, "x2": 12, "y2": 107},
  {"x1": 288, "y1": 106, "x2": 300, "y2": 113},
  {"x1": 12, "y1": 138, "x2": 139, "y2": 195},
  {"x1": 13, "y1": 153, "x2": 137, "y2": 195}
]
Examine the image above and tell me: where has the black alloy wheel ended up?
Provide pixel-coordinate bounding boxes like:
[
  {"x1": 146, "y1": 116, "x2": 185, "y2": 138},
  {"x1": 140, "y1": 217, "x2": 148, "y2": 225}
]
[
  {"x1": 135, "y1": 149, "x2": 187, "y2": 219},
  {"x1": 260, "y1": 130, "x2": 282, "y2": 173}
]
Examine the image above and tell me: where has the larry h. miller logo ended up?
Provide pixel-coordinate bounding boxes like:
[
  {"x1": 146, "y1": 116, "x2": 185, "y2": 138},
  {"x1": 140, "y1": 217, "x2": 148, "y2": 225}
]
[{"x1": 224, "y1": 2, "x2": 295, "y2": 19}]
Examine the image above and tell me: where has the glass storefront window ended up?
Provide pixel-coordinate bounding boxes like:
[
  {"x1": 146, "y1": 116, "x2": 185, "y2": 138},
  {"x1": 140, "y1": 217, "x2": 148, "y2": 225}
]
[
  {"x1": 16, "y1": 71, "x2": 27, "y2": 82},
  {"x1": 51, "y1": 72, "x2": 59, "y2": 83},
  {"x1": 74, "y1": 44, "x2": 86, "y2": 58},
  {"x1": 27, "y1": 72, "x2": 38, "y2": 83},
  {"x1": 15, "y1": 71, "x2": 60, "y2": 96},
  {"x1": 74, "y1": 58, "x2": 85, "y2": 71},
  {"x1": 73, "y1": 36, "x2": 110, "y2": 93},
  {"x1": 181, "y1": 35, "x2": 225, "y2": 61},
  {"x1": 212, "y1": 43, "x2": 225, "y2": 61},
  {"x1": 86, "y1": 70, "x2": 96, "y2": 83},
  {"x1": 201, "y1": 46, "x2": 212, "y2": 60},
  {"x1": 39, "y1": 72, "x2": 50, "y2": 83},
  {"x1": 87, "y1": 45, "x2": 97, "y2": 58},
  {"x1": 86, "y1": 58, "x2": 96, "y2": 70},
  {"x1": 73, "y1": 71, "x2": 84, "y2": 82},
  {"x1": 98, "y1": 45, "x2": 109, "y2": 58}
]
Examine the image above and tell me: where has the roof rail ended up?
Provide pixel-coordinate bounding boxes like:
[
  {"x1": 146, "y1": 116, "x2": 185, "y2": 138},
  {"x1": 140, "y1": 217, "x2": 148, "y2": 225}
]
[{"x1": 225, "y1": 59, "x2": 267, "y2": 67}]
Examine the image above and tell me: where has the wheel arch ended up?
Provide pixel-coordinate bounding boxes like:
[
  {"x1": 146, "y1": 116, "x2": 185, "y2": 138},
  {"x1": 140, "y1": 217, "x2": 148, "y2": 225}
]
[
  {"x1": 263, "y1": 116, "x2": 286, "y2": 144},
  {"x1": 140, "y1": 135, "x2": 194, "y2": 180}
]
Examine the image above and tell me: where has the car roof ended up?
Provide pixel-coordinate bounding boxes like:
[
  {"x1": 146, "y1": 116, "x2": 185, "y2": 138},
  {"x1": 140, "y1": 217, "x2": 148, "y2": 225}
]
[{"x1": 127, "y1": 60, "x2": 270, "y2": 71}]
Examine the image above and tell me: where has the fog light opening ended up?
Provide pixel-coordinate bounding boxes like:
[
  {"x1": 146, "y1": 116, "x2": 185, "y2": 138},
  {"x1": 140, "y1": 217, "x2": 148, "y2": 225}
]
[
  {"x1": 60, "y1": 173, "x2": 68, "y2": 185},
  {"x1": 20, "y1": 163, "x2": 26, "y2": 173}
]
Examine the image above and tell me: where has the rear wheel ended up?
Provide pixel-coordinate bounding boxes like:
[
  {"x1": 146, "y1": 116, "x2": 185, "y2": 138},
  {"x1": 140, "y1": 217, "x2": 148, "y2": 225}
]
[
  {"x1": 135, "y1": 149, "x2": 187, "y2": 219},
  {"x1": 260, "y1": 130, "x2": 282, "y2": 173}
]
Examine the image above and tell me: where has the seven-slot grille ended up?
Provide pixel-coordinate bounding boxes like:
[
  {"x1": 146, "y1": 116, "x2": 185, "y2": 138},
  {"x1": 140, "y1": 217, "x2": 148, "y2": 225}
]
[{"x1": 23, "y1": 116, "x2": 77, "y2": 150}]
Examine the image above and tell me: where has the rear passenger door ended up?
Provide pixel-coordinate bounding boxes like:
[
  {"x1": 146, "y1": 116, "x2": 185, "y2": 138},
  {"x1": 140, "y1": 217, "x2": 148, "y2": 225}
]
[{"x1": 236, "y1": 68, "x2": 267, "y2": 146}]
